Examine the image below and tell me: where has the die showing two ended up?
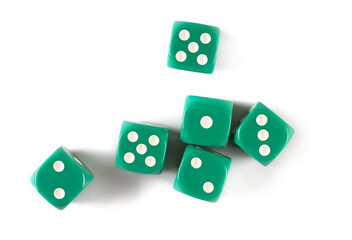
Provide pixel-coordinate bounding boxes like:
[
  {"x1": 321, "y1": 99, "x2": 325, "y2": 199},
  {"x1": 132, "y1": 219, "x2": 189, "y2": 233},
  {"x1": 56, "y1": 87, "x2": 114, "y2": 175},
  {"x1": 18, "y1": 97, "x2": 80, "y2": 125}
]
[
  {"x1": 174, "y1": 146, "x2": 231, "y2": 202},
  {"x1": 30, "y1": 147, "x2": 94, "y2": 210}
]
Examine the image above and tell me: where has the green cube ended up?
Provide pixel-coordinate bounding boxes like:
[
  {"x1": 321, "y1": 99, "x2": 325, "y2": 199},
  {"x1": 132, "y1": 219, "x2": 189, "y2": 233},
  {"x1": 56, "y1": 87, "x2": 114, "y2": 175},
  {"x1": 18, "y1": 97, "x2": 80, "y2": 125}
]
[
  {"x1": 30, "y1": 147, "x2": 94, "y2": 210},
  {"x1": 234, "y1": 102, "x2": 295, "y2": 166},
  {"x1": 116, "y1": 121, "x2": 169, "y2": 174},
  {"x1": 167, "y1": 21, "x2": 220, "y2": 74},
  {"x1": 174, "y1": 145, "x2": 231, "y2": 202},
  {"x1": 181, "y1": 95, "x2": 233, "y2": 147}
]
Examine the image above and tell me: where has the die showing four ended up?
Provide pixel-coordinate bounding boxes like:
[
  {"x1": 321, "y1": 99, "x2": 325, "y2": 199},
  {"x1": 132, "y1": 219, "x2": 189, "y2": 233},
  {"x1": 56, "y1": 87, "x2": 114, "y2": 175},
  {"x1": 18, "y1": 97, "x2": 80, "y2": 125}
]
[
  {"x1": 234, "y1": 102, "x2": 295, "y2": 166},
  {"x1": 115, "y1": 121, "x2": 169, "y2": 174},
  {"x1": 167, "y1": 21, "x2": 220, "y2": 74},
  {"x1": 174, "y1": 145, "x2": 231, "y2": 202},
  {"x1": 30, "y1": 147, "x2": 94, "y2": 210}
]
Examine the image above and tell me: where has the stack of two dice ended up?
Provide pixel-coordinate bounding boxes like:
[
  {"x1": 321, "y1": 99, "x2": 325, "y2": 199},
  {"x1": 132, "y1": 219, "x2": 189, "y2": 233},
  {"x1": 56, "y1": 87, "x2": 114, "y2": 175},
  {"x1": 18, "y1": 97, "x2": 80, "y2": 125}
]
[{"x1": 115, "y1": 95, "x2": 295, "y2": 202}]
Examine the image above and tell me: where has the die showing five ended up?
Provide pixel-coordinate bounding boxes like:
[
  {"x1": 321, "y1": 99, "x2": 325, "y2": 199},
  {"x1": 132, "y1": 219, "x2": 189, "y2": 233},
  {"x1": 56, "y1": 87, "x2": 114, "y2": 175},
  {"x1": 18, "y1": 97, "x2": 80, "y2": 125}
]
[
  {"x1": 115, "y1": 121, "x2": 169, "y2": 174},
  {"x1": 167, "y1": 21, "x2": 220, "y2": 74}
]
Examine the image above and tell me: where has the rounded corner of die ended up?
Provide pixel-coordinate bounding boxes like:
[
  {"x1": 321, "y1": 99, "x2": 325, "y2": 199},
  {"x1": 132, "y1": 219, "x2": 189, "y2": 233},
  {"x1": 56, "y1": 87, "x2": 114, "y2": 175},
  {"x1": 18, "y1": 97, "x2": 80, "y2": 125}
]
[
  {"x1": 54, "y1": 203, "x2": 68, "y2": 211},
  {"x1": 29, "y1": 170, "x2": 39, "y2": 188}
]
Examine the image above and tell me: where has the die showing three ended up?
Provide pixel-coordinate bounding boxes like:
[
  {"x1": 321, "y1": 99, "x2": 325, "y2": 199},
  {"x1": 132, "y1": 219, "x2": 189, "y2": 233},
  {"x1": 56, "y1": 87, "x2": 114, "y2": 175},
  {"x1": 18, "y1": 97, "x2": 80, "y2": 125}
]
[{"x1": 234, "y1": 102, "x2": 295, "y2": 166}]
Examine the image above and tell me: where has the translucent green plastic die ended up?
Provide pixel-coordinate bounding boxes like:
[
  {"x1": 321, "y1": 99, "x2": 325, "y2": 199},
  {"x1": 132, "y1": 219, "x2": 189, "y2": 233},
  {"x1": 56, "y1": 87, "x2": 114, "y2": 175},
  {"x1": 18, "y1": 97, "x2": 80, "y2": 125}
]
[
  {"x1": 30, "y1": 147, "x2": 94, "y2": 210},
  {"x1": 181, "y1": 95, "x2": 233, "y2": 147},
  {"x1": 116, "y1": 121, "x2": 169, "y2": 174},
  {"x1": 174, "y1": 145, "x2": 231, "y2": 202},
  {"x1": 167, "y1": 21, "x2": 220, "y2": 74},
  {"x1": 234, "y1": 102, "x2": 295, "y2": 166}
]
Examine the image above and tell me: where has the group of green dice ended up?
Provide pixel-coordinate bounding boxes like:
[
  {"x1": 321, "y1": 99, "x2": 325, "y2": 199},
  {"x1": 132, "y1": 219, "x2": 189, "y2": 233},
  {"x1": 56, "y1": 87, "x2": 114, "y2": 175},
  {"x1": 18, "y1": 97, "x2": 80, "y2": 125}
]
[{"x1": 30, "y1": 21, "x2": 295, "y2": 209}]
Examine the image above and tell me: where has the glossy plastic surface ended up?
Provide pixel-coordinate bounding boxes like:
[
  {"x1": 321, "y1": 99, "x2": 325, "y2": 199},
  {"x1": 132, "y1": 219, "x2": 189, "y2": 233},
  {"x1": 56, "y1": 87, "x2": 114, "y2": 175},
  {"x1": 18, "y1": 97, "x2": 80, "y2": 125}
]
[
  {"x1": 30, "y1": 146, "x2": 94, "y2": 210},
  {"x1": 116, "y1": 121, "x2": 169, "y2": 174},
  {"x1": 234, "y1": 102, "x2": 295, "y2": 166},
  {"x1": 167, "y1": 21, "x2": 220, "y2": 74},
  {"x1": 174, "y1": 145, "x2": 231, "y2": 202},
  {"x1": 181, "y1": 95, "x2": 233, "y2": 147}
]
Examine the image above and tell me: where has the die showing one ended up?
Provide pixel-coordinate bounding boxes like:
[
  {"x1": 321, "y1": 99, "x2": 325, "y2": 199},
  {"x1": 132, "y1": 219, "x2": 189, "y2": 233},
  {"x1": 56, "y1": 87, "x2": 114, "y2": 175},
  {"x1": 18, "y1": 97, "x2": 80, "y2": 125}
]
[
  {"x1": 234, "y1": 102, "x2": 295, "y2": 166},
  {"x1": 30, "y1": 146, "x2": 94, "y2": 210},
  {"x1": 167, "y1": 21, "x2": 220, "y2": 74},
  {"x1": 174, "y1": 145, "x2": 231, "y2": 202},
  {"x1": 116, "y1": 121, "x2": 169, "y2": 174},
  {"x1": 181, "y1": 95, "x2": 233, "y2": 147}
]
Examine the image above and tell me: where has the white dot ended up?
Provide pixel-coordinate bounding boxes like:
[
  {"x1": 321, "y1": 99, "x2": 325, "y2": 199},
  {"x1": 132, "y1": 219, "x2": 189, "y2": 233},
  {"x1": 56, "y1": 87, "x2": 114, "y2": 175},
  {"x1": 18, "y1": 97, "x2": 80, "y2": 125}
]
[
  {"x1": 127, "y1": 131, "x2": 138, "y2": 142},
  {"x1": 54, "y1": 188, "x2": 65, "y2": 199},
  {"x1": 176, "y1": 51, "x2": 187, "y2": 62},
  {"x1": 148, "y1": 135, "x2": 160, "y2": 146},
  {"x1": 203, "y1": 182, "x2": 214, "y2": 193},
  {"x1": 200, "y1": 33, "x2": 211, "y2": 44},
  {"x1": 136, "y1": 144, "x2": 147, "y2": 155},
  {"x1": 256, "y1": 114, "x2": 268, "y2": 126},
  {"x1": 124, "y1": 152, "x2": 135, "y2": 163},
  {"x1": 197, "y1": 54, "x2": 208, "y2": 65},
  {"x1": 191, "y1": 157, "x2": 202, "y2": 169},
  {"x1": 179, "y1": 29, "x2": 190, "y2": 41},
  {"x1": 200, "y1": 116, "x2": 213, "y2": 129},
  {"x1": 53, "y1": 161, "x2": 64, "y2": 172},
  {"x1": 188, "y1": 42, "x2": 199, "y2": 53},
  {"x1": 257, "y1": 129, "x2": 269, "y2": 141},
  {"x1": 145, "y1": 156, "x2": 156, "y2": 167},
  {"x1": 259, "y1": 144, "x2": 271, "y2": 156}
]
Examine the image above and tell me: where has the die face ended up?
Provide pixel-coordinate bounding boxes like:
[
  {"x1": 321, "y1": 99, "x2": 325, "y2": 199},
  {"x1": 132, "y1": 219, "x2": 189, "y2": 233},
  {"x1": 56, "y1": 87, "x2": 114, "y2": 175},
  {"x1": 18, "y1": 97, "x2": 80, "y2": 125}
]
[
  {"x1": 116, "y1": 121, "x2": 169, "y2": 174},
  {"x1": 234, "y1": 102, "x2": 295, "y2": 166},
  {"x1": 30, "y1": 147, "x2": 94, "y2": 210},
  {"x1": 181, "y1": 95, "x2": 233, "y2": 147},
  {"x1": 167, "y1": 21, "x2": 220, "y2": 74},
  {"x1": 174, "y1": 145, "x2": 231, "y2": 202}
]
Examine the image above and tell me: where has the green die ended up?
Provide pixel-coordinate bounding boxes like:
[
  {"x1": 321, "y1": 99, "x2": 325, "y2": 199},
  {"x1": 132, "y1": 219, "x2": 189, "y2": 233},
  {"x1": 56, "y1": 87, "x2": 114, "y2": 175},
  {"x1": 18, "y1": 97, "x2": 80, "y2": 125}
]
[
  {"x1": 234, "y1": 102, "x2": 295, "y2": 166},
  {"x1": 174, "y1": 145, "x2": 231, "y2": 202},
  {"x1": 30, "y1": 147, "x2": 94, "y2": 210},
  {"x1": 167, "y1": 21, "x2": 220, "y2": 74},
  {"x1": 181, "y1": 95, "x2": 233, "y2": 147},
  {"x1": 115, "y1": 121, "x2": 169, "y2": 174}
]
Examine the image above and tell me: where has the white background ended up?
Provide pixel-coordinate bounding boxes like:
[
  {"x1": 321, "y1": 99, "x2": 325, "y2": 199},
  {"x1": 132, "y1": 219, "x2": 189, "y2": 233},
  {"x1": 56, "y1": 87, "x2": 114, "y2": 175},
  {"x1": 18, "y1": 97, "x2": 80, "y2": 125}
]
[{"x1": 1, "y1": 0, "x2": 351, "y2": 239}]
